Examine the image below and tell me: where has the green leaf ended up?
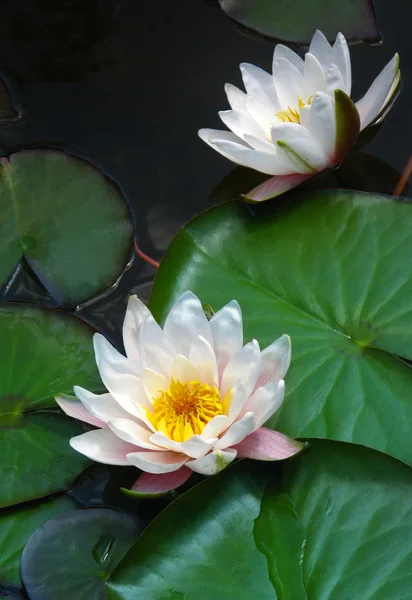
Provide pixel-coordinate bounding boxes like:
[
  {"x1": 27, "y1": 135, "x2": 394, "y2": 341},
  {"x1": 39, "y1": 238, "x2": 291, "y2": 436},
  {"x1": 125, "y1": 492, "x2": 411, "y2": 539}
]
[
  {"x1": 218, "y1": 0, "x2": 379, "y2": 45},
  {"x1": 254, "y1": 441, "x2": 412, "y2": 599},
  {"x1": 0, "y1": 150, "x2": 133, "y2": 307},
  {"x1": 0, "y1": 494, "x2": 78, "y2": 588},
  {"x1": 0, "y1": 413, "x2": 90, "y2": 508},
  {"x1": 108, "y1": 441, "x2": 412, "y2": 599},
  {"x1": 0, "y1": 303, "x2": 103, "y2": 507},
  {"x1": 107, "y1": 462, "x2": 275, "y2": 600},
  {"x1": 0, "y1": 302, "x2": 102, "y2": 416},
  {"x1": 21, "y1": 508, "x2": 145, "y2": 600},
  {"x1": 149, "y1": 191, "x2": 412, "y2": 466}
]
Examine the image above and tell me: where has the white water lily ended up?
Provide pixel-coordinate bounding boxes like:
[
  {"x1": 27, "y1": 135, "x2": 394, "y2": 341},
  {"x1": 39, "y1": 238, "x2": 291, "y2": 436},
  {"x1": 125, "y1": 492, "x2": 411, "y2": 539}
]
[
  {"x1": 199, "y1": 30, "x2": 400, "y2": 201},
  {"x1": 56, "y1": 292, "x2": 303, "y2": 495}
]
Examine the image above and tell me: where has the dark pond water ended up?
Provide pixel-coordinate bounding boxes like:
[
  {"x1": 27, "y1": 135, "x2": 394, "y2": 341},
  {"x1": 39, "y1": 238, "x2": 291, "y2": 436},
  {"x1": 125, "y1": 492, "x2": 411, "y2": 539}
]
[{"x1": 0, "y1": 0, "x2": 411, "y2": 345}]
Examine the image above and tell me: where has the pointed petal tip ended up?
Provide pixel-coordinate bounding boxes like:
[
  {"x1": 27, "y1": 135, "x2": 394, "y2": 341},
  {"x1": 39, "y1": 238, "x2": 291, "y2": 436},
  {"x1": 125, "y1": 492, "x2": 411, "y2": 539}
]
[{"x1": 233, "y1": 427, "x2": 306, "y2": 461}]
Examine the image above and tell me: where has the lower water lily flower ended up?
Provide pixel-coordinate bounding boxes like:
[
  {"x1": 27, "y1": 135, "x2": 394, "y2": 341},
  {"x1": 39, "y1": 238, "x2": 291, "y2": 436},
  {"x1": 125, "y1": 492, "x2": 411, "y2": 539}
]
[
  {"x1": 199, "y1": 30, "x2": 400, "y2": 202},
  {"x1": 56, "y1": 292, "x2": 304, "y2": 495}
]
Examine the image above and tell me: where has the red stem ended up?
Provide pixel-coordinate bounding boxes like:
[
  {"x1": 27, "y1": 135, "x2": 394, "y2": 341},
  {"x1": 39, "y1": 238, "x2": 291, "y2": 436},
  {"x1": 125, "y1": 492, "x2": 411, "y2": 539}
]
[
  {"x1": 134, "y1": 240, "x2": 160, "y2": 269},
  {"x1": 393, "y1": 156, "x2": 412, "y2": 197}
]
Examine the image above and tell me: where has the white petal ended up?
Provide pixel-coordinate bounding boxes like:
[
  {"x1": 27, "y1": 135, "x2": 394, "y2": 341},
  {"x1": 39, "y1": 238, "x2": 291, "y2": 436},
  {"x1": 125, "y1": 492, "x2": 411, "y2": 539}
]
[
  {"x1": 94, "y1": 333, "x2": 139, "y2": 377},
  {"x1": 73, "y1": 386, "x2": 131, "y2": 423},
  {"x1": 215, "y1": 412, "x2": 256, "y2": 450},
  {"x1": 189, "y1": 335, "x2": 218, "y2": 387},
  {"x1": 96, "y1": 361, "x2": 150, "y2": 416},
  {"x1": 171, "y1": 355, "x2": 202, "y2": 383},
  {"x1": 273, "y1": 44, "x2": 304, "y2": 74},
  {"x1": 242, "y1": 380, "x2": 285, "y2": 428},
  {"x1": 226, "y1": 380, "x2": 248, "y2": 425},
  {"x1": 149, "y1": 431, "x2": 217, "y2": 459},
  {"x1": 187, "y1": 448, "x2": 237, "y2": 475},
  {"x1": 255, "y1": 334, "x2": 291, "y2": 389},
  {"x1": 55, "y1": 394, "x2": 107, "y2": 428},
  {"x1": 244, "y1": 94, "x2": 277, "y2": 133},
  {"x1": 219, "y1": 109, "x2": 267, "y2": 143},
  {"x1": 332, "y1": 32, "x2": 351, "y2": 95},
  {"x1": 209, "y1": 300, "x2": 243, "y2": 377},
  {"x1": 122, "y1": 295, "x2": 150, "y2": 365},
  {"x1": 272, "y1": 58, "x2": 304, "y2": 109},
  {"x1": 356, "y1": 54, "x2": 400, "y2": 130},
  {"x1": 240, "y1": 63, "x2": 279, "y2": 107},
  {"x1": 127, "y1": 450, "x2": 188, "y2": 474},
  {"x1": 142, "y1": 368, "x2": 169, "y2": 403},
  {"x1": 243, "y1": 133, "x2": 277, "y2": 153},
  {"x1": 309, "y1": 30, "x2": 332, "y2": 72},
  {"x1": 221, "y1": 340, "x2": 261, "y2": 398},
  {"x1": 70, "y1": 429, "x2": 136, "y2": 465},
  {"x1": 225, "y1": 83, "x2": 247, "y2": 113},
  {"x1": 199, "y1": 136, "x2": 283, "y2": 176},
  {"x1": 200, "y1": 414, "x2": 229, "y2": 440},
  {"x1": 303, "y1": 53, "x2": 326, "y2": 98},
  {"x1": 138, "y1": 313, "x2": 175, "y2": 377},
  {"x1": 299, "y1": 92, "x2": 336, "y2": 159},
  {"x1": 325, "y1": 62, "x2": 345, "y2": 94},
  {"x1": 108, "y1": 418, "x2": 160, "y2": 450},
  {"x1": 164, "y1": 291, "x2": 213, "y2": 357},
  {"x1": 276, "y1": 136, "x2": 328, "y2": 174},
  {"x1": 271, "y1": 122, "x2": 313, "y2": 143}
]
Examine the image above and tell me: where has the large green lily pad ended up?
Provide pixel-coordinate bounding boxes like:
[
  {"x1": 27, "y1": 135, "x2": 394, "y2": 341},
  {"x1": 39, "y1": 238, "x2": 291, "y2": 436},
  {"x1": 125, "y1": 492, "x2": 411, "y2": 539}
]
[
  {"x1": 0, "y1": 303, "x2": 103, "y2": 506},
  {"x1": 0, "y1": 494, "x2": 78, "y2": 588},
  {"x1": 21, "y1": 508, "x2": 145, "y2": 600},
  {"x1": 0, "y1": 150, "x2": 133, "y2": 307},
  {"x1": 106, "y1": 441, "x2": 412, "y2": 599},
  {"x1": 150, "y1": 191, "x2": 412, "y2": 466},
  {"x1": 218, "y1": 0, "x2": 379, "y2": 45}
]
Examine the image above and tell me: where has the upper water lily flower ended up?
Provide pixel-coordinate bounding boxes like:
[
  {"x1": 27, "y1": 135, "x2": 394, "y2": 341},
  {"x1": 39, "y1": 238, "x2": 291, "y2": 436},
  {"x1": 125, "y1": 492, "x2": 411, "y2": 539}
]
[
  {"x1": 199, "y1": 30, "x2": 400, "y2": 201},
  {"x1": 56, "y1": 291, "x2": 304, "y2": 495}
]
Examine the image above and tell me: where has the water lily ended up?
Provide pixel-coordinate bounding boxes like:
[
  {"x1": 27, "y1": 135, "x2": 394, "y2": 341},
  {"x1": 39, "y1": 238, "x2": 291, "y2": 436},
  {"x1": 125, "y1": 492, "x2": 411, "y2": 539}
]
[
  {"x1": 199, "y1": 30, "x2": 400, "y2": 201},
  {"x1": 56, "y1": 292, "x2": 303, "y2": 495}
]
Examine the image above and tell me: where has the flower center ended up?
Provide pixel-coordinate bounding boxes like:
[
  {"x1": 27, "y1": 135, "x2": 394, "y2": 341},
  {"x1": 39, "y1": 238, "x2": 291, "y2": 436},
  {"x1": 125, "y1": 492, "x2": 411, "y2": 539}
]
[
  {"x1": 147, "y1": 379, "x2": 223, "y2": 443},
  {"x1": 275, "y1": 95, "x2": 313, "y2": 124}
]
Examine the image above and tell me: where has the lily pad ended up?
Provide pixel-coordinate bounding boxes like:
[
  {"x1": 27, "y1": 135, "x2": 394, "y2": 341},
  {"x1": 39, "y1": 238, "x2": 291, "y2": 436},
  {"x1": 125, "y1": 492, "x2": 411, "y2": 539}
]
[
  {"x1": 149, "y1": 191, "x2": 412, "y2": 467},
  {"x1": 107, "y1": 441, "x2": 412, "y2": 599},
  {"x1": 218, "y1": 0, "x2": 379, "y2": 45},
  {"x1": 21, "y1": 508, "x2": 145, "y2": 600},
  {"x1": 0, "y1": 494, "x2": 78, "y2": 588},
  {"x1": 0, "y1": 149, "x2": 134, "y2": 308},
  {"x1": 0, "y1": 303, "x2": 103, "y2": 506}
]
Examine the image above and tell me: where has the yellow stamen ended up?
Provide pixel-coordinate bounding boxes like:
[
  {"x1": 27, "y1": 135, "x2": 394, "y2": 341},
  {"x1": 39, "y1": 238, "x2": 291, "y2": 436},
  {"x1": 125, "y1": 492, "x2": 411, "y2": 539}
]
[
  {"x1": 275, "y1": 95, "x2": 314, "y2": 124},
  {"x1": 146, "y1": 379, "x2": 224, "y2": 442}
]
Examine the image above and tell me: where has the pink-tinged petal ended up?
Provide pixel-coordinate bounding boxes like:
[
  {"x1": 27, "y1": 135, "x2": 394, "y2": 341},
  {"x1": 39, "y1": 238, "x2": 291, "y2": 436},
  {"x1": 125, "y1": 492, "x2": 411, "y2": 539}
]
[
  {"x1": 108, "y1": 418, "x2": 160, "y2": 450},
  {"x1": 215, "y1": 412, "x2": 256, "y2": 450},
  {"x1": 200, "y1": 414, "x2": 229, "y2": 440},
  {"x1": 209, "y1": 300, "x2": 243, "y2": 378},
  {"x1": 356, "y1": 54, "x2": 400, "y2": 130},
  {"x1": 70, "y1": 429, "x2": 137, "y2": 465},
  {"x1": 221, "y1": 340, "x2": 261, "y2": 398},
  {"x1": 149, "y1": 431, "x2": 217, "y2": 459},
  {"x1": 243, "y1": 173, "x2": 311, "y2": 202},
  {"x1": 129, "y1": 467, "x2": 192, "y2": 496},
  {"x1": 189, "y1": 335, "x2": 218, "y2": 387},
  {"x1": 55, "y1": 394, "x2": 107, "y2": 428},
  {"x1": 334, "y1": 89, "x2": 360, "y2": 164},
  {"x1": 138, "y1": 313, "x2": 175, "y2": 377},
  {"x1": 127, "y1": 450, "x2": 188, "y2": 474},
  {"x1": 163, "y1": 291, "x2": 213, "y2": 357},
  {"x1": 255, "y1": 334, "x2": 291, "y2": 390},
  {"x1": 233, "y1": 426, "x2": 305, "y2": 460},
  {"x1": 187, "y1": 448, "x2": 237, "y2": 475},
  {"x1": 171, "y1": 355, "x2": 201, "y2": 383},
  {"x1": 73, "y1": 386, "x2": 131, "y2": 423},
  {"x1": 122, "y1": 295, "x2": 150, "y2": 365}
]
